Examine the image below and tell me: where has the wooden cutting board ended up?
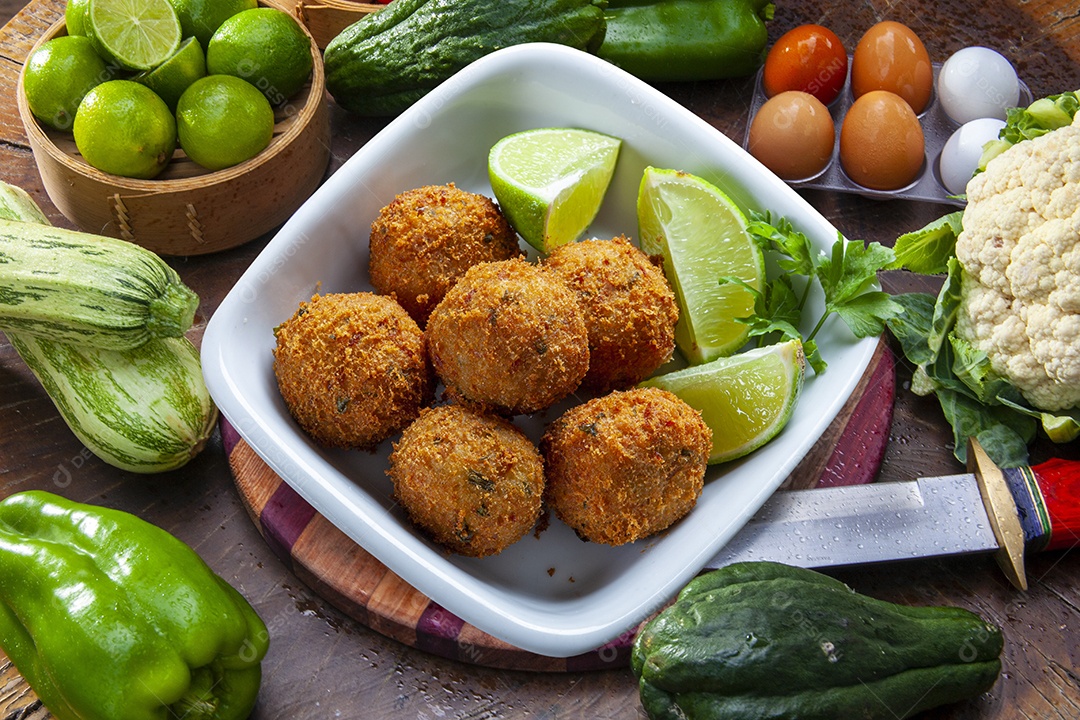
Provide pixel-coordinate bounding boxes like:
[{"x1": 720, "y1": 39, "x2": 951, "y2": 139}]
[{"x1": 226, "y1": 339, "x2": 896, "y2": 672}]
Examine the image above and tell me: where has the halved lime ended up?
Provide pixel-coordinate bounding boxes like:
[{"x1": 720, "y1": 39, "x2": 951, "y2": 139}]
[
  {"x1": 637, "y1": 166, "x2": 764, "y2": 364},
  {"x1": 85, "y1": 0, "x2": 182, "y2": 72},
  {"x1": 641, "y1": 339, "x2": 806, "y2": 464},
  {"x1": 133, "y1": 36, "x2": 205, "y2": 110},
  {"x1": 488, "y1": 127, "x2": 621, "y2": 253}
]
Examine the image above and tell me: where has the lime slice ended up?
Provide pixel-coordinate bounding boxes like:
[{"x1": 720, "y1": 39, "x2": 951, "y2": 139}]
[
  {"x1": 85, "y1": 0, "x2": 182, "y2": 72},
  {"x1": 641, "y1": 339, "x2": 806, "y2": 464},
  {"x1": 133, "y1": 36, "x2": 205, "y2": 111},
  {"x1": 488, "y1": 127, "x2": 621, "y2": 253},
  {"x1": 637, "y1": 166, "x2": 764, "y2": 364}
]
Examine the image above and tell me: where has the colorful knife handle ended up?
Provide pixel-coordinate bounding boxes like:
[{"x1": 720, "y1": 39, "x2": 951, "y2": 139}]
[{"x1": 1004, "y1": 459, "x2": 1080, "y2": 553}]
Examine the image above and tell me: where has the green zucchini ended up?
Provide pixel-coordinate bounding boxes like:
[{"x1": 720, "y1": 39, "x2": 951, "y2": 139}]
[
  {"x1": 1, "y1": 182, "x2": 216, "y2": 473},
  {"x1": 0, "y1": 184, "x2": 49, "y2": 225},
  {"x1": 632, "y1": 562, "x2": 1003, "y2": 720},
  {"x1": 323, "y1": 0, "x2": 608, "y2": 116},
  {"x1": 0, "y1": 218, "x2": 198, "y2": 350},
  {"x1": 7, "y1": 333, "x2": 217, "y2": 473}
]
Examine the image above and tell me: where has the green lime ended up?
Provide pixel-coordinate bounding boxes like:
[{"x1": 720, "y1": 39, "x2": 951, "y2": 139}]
[
  {"x1": 65, "y1": 0, "x2": 91, "y2": 36},
  {"x1": 73, "y1": 79, "x2": 176, "y2": 179},
  {"x1": 84, "y1": 0, "x2": 182, "y2": 71},
  {"x1": 207, "y1": 7, "x2": 313, "y2": 104},
  {"x1": 488, "y1": 127, "x2": 621, "y2": 253},
  {"x1": 176, "y1": 74, "x2": 273, "y2": 171},
  {"x1": 133, "y1": 36, "x2": 205, "y2": 110},
  {"x1": 23, "y1": 35, "x2": 110, "y2": 130},
  {"x1": 637, "y1": 167, "x2": 764, "y2": 364},
  {"x1": 641, "y1": 339, "x2": 805, "y2": 463},
  {"x1": 167, "y1": 0, "x2": 256, "y2": 48}
]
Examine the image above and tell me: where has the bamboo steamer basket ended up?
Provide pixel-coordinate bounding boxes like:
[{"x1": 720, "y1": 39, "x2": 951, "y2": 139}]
[
  {"x1": 16, "y1": 4, "x2": 331, "y2": 256},
  {"x1": 294, "y1": 0, "x2": 379, "y2": 48}
]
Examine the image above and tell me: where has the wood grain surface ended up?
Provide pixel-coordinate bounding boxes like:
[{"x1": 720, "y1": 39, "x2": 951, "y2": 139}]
[{"x1": 2, "y1": 0, "x2": 1079, "y2": 718}]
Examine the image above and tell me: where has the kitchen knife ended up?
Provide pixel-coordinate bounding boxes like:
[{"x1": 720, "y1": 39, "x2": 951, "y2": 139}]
[{"x1": 704, "y1": 439, "x2": 1079, "y2": 590}]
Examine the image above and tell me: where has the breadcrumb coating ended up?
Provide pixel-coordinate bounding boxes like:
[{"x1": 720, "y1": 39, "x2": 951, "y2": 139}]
[
  {"x1": 368, "y1": 184, "x2": 522, "y2": 327},
  {"x1": 426, "y1": 258, "x2": 590, "y2": 415},
  {"x1": 273, "y1": 292, "x2": 433, "y2": 449},
  {"x1": 388, "y1": 404, "x2": 545, "y2": 557},
  {"x1": 541, "y1": 387, "x2": 711, "y2": 546},
  {"x1": 543, "y1": 235, "x2": 678, "y2": 394}
]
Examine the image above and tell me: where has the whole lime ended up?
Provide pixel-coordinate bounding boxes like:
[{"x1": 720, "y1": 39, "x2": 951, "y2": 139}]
[
  {"x1": 65, "y1": 0, "x2": 91, "y2": 36},
  {"x1": 176, "y1": 74, "x2": 274, "y2": 171},
  {"x1": 23, "y1": 35, "x2": 111, "y2": 130},
  {"x1": 167, "y1": 0, "x2": 255, "y2": 47},
  {"x1": 73, "y1": 79, "x2": 177, "y2": 179},
  {"x1": 207, "y1": 7, "x2": 313, "y2": 104}
]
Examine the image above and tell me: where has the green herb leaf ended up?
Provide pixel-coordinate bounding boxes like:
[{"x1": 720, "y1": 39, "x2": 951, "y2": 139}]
[
  {"x1": 831, "y1": 291, "x2": 905, "y2": 338},
  {"x1": 818, "y1": 236, "x2": 896, "y2": 307},
  {"x1": 740, "y1": 214, "x2": 900, "y2": 374},
  {"x1": 746, "y1": 213, "x2": 815, "y2": 277}
]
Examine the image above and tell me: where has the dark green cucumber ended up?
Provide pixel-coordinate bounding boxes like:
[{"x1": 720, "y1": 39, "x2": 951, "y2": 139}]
[
  {"x1": 632, "y1": 562, "x2": 1003, "y2": 720},
  {"x1": 323, "y1": 0, "x2": 608, "y2": 116},
  {"x1": 0, "y1": 218, "x2": 198, "y2": 350}
]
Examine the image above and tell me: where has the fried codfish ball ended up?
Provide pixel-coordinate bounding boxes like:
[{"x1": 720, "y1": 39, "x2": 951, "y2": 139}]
[
  {"x1": 426, "y1": 258, "x2": 590, "y2": 416},
  {"x1": 368, "y1": 183, "x2": 522, "y2": 326},
  {"x1": 543, "y1": 236, "x2": 678, "y2": 394},
  {"x1": 541, "y1": 387, "x2": 711, "y2": 546},
  {"x1": 273, "y1": 292, "x2": 433, "y2": 449},
  {"x1": 388, "y1": 404, "x2": 545, "y2": 557}
]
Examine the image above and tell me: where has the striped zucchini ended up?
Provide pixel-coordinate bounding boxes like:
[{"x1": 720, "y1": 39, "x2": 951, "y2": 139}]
[
  {"x1": 1, "y1": 182, "x2": 216, "y2": 472},
  {"x1": 0, "y1": 218, "x2": 199, "y2": 350},
  {"x1": 7, "y1": 333, "x2": 218, "y2": 472},
  {"x1": 0, "y1": 183, "x2": 49, "y2": 225}
]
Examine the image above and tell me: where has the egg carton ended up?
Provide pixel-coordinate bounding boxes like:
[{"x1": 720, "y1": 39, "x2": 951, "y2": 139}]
[{"x1": 741, "y1": 59, "x2": 1033, "y2": 206}]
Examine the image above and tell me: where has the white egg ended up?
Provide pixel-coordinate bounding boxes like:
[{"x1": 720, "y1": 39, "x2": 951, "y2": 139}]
[
  {"x1": 937, "y1": 47, "x2": 1020, "y2": 124},
  {"x1": 938, "y1": 117, "x2": 1006, "y2": 195}
]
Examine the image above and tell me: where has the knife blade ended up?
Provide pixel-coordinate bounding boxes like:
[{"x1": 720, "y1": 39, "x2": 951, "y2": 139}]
[{"x1": 704, "y1": 439, "x2": 1080, "y2": 589}]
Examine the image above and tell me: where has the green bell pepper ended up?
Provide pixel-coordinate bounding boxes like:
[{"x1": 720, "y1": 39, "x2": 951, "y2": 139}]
[
  {"x1": 0, "y1": 491, "x2": 268, "y2": 720},
  {"x1": 597, "y1": 0, "x2": 775, "y2": 81}
]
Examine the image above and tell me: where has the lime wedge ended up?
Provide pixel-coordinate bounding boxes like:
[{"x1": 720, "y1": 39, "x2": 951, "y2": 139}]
[
  {"x1": 86, "y1": 0, "x2": 182, "y2": 72},
  {"x1": 641, "y1": 339, "x2": 805, "y2": 464},
  {"x1": 133, "y1": 36, "x2": 205, "y2": 110},
  {"x1": 488, "y1": 127, "x2": 621, "y2": 253},
  {"x1": 637, "y1": 167, "x2": 764, "y2": 364}
]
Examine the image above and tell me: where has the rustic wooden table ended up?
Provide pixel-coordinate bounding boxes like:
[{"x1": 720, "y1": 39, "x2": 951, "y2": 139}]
[{"x1": 2, "y1": 0, "x2": 1079, "y2": 717}]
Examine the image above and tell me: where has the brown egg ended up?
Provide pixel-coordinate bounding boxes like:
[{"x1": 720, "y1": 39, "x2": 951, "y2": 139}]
[
  {"x1": 840, "y1": 90, "x2": 925, "y2": 191},
  {"x1": 748, "y1": 91, "x2": 835, "y2": 180},
  {"x1": 850, "y1": 21, "x2": 933, "y2": 114}
]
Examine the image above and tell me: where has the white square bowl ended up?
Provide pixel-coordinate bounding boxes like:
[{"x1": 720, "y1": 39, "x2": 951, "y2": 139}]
[{"x1": 201, "y1": 42, "x2": 878, "y2": 658}]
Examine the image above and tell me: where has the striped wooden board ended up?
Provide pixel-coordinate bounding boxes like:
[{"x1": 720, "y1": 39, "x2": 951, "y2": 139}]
[{"x1": 226, "y1": 339, "x2": 896, "y2": 671}]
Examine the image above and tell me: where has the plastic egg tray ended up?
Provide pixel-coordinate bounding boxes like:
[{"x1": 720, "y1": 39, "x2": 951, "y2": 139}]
[{"x1": 742, "y1": 59, "x2": 1033, "y2": 206}]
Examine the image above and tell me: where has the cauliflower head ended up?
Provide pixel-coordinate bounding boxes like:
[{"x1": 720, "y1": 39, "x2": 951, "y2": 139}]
[{"x1": 954, "y1": 113, "x2": 1080, "y2": 412}]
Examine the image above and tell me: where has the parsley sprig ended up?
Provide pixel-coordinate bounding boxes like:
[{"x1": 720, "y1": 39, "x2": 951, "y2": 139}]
[{"x1": 720, "y1": 211, "x2": 903, "y2": 374}]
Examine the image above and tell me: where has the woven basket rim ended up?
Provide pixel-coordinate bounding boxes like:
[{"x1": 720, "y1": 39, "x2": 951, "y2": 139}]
[{"x1": 17, "y1": 10, "x2": 326, "y2": 193}]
